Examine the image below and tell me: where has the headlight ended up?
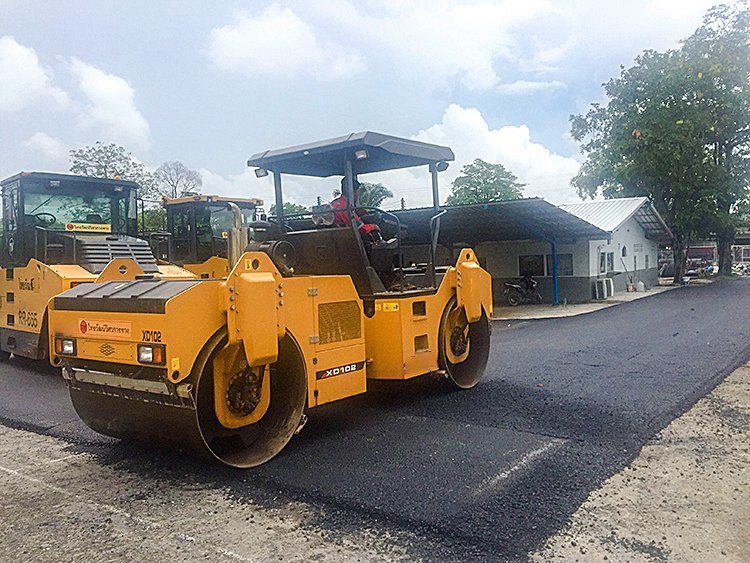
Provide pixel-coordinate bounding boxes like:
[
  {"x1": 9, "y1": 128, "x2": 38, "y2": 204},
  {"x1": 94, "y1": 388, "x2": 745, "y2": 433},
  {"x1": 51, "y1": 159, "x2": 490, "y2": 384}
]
[
  {"x1": 137, "y1": 344, "x2": 165, "y2": 365},
  {"x1": 55, "y1": 337, "x2": 77, "y2": 356}
]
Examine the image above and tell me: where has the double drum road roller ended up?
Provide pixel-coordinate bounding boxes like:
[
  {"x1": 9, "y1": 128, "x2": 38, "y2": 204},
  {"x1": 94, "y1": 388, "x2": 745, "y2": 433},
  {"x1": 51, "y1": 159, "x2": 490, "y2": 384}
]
[{"x1": 49, "y1": 132, "x2": 494, "y2": 468}]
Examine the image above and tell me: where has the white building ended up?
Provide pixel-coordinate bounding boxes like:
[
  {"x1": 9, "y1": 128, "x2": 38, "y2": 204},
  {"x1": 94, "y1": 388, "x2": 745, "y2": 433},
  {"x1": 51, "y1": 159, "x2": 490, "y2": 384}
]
[{"x1": 559, "y1": 197, "x2": 671, "y2": 295}]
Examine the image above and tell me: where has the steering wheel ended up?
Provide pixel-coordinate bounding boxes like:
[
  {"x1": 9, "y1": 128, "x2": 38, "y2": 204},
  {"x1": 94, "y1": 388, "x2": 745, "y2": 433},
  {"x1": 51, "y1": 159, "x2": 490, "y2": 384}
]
[{"x1": 33, "y1": 212, "x2": 57, "y2": 226}]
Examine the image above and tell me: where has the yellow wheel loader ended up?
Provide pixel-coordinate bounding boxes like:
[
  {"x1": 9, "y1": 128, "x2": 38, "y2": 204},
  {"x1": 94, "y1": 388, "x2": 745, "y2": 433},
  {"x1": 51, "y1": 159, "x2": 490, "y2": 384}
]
[
  {"x1": 0, "y1": 172, "x2": 192, "y2": 361},
  {"x1": 148, "y1": 195, "x2": 264, "y2": 279},
  {"x1": 49, "y1": 132, "x2": 493, "y2": 468}
]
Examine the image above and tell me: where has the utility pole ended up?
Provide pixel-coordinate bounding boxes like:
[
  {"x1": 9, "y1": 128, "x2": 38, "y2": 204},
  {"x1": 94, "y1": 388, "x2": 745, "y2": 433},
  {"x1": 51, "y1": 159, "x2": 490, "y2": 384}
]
[
  {"x1": 400, "y1": 197, "x2": 406, "y2": 210},
  {"x1": 316, "y1": 195, "x2": 322, "y2": 206}
]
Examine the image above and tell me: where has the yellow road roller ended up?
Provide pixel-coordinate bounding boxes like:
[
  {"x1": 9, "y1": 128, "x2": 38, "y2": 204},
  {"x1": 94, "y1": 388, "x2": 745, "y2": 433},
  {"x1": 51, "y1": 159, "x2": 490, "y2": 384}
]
[
  {"x1": 0, "y1": 172, "x2": 192, "y2": 361},
  {"x1": 49, "y1": 132, "x2": 493, "y2": 467},
  {"x1": 149, "y1": 195, "x2": 264, "y2": 279}
]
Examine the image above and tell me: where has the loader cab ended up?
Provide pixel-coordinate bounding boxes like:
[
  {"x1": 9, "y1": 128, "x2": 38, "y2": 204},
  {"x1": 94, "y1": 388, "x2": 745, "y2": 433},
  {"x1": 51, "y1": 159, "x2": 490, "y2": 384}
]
[
  {"x1": 150, "y1": 196, "x2": 263, "y2": 266},
  {"x1": 246, "y1": 131, "x2": 454, "y2": 297},
  {"x1": 0, "y1": 172, "x2": 139, "y2": 269}
]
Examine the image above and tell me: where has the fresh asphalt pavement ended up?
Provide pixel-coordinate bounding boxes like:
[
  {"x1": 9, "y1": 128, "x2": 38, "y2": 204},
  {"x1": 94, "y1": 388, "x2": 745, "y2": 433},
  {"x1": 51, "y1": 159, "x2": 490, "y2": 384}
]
[{"x1": 1, "y1": 278, "x2": 749, "y2": 560}]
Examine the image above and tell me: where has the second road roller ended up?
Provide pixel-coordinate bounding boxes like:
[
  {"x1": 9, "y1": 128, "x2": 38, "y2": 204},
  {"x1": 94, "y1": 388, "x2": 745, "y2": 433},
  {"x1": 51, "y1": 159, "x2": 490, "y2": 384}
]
[{"x1": 48, "y1": 132, "x2": 494, "y2": 468}]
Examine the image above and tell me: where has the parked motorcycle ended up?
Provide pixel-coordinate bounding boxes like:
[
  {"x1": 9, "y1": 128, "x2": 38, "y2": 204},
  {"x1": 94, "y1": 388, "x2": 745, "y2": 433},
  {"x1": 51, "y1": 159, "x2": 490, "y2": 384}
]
[{"x1": 504, "y1": 275, "x2": 543, "y2": 306}]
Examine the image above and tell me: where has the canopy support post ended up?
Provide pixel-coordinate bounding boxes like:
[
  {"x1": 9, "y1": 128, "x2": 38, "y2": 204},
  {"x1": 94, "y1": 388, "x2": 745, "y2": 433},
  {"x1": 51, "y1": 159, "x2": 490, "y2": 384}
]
[
  {"x1": 550, "y1": 238, "x2": 559, "y2": 305},
  {"x1": 273, "y1": 171, "x2": 284, "y2": 227}
]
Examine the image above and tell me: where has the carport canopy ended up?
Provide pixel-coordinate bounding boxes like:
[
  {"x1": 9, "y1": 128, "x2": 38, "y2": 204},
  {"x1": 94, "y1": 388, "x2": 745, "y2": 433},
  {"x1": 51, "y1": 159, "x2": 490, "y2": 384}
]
[
  {"x1": 394, "y1": 198, "x2": 609, "y2": 246},
  {"x1": 393, "y1": 199, "x2": 610, "y2": 306}
]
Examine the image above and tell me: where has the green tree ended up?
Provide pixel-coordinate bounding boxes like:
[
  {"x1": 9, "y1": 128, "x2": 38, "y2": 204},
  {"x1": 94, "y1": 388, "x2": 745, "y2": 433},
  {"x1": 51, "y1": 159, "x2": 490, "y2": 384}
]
[
  {"x1": 571, "y1": 3, "x2": 750, "y2": 282},
  {"x1": 331, "y1": 182, "x2": 394, "y2": 208},
  {"x1": 140, "y1": 207, "x2": 167, "y2": 232},
  {"x1": 445, "y1": 159, "x2": 525, "y2": 205},
  {"x1": 155, "y1": 161, "x2": 202, "y2": 199},
  {"x1": 680, "y1": 3, "x2": 750, "y2": 274},
  {"x1": 69, "y1": 142, "x2": 160, "y2": 200},
  {"x1": 356, "y1": 182, "x2": 393, "y2": 208},
  {"x1": 269, "y1": 202, "x2": 308, "y2": 216}
]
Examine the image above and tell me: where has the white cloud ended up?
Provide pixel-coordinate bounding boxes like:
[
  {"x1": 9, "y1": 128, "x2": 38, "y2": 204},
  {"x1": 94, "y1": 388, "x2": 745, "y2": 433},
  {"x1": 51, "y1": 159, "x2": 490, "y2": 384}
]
[
  {"x1": 22, "y1": 132, "x2": 69, "y2": 168},
  {"x1": 0, "y1": 36, "x2": 68, "y2": 112},
  {"x1": 68, "y1": 58, "x2": 151, "y2": 151},
  {"x1": 496, "y1": 80, "x2": 566, "y2": 95},
  {"x1": 208, "y1": 5, "x2": 365, "y2": 80},
  {"x1": 361, "y1": 104, "x2": 582, "y2": 208},
  {"x1": 310, "y1": 0, "x2": 553, "y2": 91},
  {"x1": 415, "y1": 104, "x2": 582, "y2": 205}
]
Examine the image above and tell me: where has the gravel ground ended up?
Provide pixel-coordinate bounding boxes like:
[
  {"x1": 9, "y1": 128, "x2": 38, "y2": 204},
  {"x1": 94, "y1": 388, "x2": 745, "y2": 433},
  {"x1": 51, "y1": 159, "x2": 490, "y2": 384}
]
[{"x1": 534, "y1": 363, "x2": 750, "y2": 562}]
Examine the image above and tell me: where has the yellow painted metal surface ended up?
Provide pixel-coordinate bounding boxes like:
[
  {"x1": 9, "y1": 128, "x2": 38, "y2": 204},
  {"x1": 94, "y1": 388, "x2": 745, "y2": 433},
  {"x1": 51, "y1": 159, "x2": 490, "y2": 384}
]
[
  {"x1": 182, "y1": 256, "x2": 229, "y2": 279},
  {"x1": 49, "y1": 247, "x2": 491, "y2": 426}
]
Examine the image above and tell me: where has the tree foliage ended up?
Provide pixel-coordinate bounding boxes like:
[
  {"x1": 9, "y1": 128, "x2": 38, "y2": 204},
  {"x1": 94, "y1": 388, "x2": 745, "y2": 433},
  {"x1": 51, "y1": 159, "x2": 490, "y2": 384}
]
[
  {"x1": 570, "y1": 2, "x2": 750, "y2": 282},
  {"x1": 445, "y1": 159, "x2": 525, "y2": 205},
  {"x1": 331, "y1": 182, "x2": 394, "y2": 208},
  {"x1": 356, "y1": 182, "x2": 393, "y2": 208},
  {"x1": 140, "y1": 207, "x2": 167, "y2": 232},
  {"x1": 269, "y1": 202, "x2": 308, "y2": 216},
  {"x1": 69, "y1": 142, "x2": 159, "y2": 200},
  {"x1": 155, "y1": 161, "x2": 202, "y2": 199}
]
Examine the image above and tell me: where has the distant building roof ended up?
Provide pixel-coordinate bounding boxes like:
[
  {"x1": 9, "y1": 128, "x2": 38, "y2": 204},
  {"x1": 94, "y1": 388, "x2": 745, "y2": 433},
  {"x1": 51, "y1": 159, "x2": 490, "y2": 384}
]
[{"x1": 559, "y1": 197, "x2": 672, "y2": 242}]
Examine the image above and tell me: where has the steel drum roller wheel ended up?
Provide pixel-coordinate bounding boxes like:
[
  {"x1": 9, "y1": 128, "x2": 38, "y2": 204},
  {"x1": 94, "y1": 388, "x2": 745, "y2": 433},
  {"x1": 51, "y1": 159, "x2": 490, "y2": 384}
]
[
  {"x1": 195, "y1": 329, "x2": 308, "y2": 468},
  {"x1": 68, "y1": 327, "x2": 308, "y2": 469},
  {"x1": 438, "y1": 296, "x2": 491, "y2": 389}
]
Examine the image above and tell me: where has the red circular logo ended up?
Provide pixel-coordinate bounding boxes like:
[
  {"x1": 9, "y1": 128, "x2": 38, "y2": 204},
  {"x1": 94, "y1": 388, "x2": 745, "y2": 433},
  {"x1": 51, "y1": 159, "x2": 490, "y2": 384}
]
[{"x1": 79, "y1": 320, "x2": 88, "y2": 334}]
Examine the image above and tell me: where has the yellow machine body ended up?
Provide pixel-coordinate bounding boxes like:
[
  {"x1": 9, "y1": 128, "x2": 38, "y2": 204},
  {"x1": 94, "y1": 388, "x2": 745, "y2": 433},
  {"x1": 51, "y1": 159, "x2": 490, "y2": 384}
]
[
  {"x1": 49, "y1": 249, "x2": 492, "y2": 467},
  {"x1": 181, "y1": 255, "x2": 229, "y2": 279}
]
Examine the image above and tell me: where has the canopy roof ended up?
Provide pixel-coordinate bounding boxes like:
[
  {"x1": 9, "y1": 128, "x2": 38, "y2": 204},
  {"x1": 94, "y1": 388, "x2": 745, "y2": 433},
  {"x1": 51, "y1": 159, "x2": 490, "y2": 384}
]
[
  {"x1": 164, "y1": 194, "x2": 263, "y2": 207},
  {"x1": 560, "y1": 197, "x2": 672, "y2": 242},
  {"x1": 395, "y1": 199, "x2": 609, "y2": 245},
  {"x1": 1, "y1": 172, "x2": 139, "y2": 191},
  {"x1": 247, "y1": 131, "x2": 454, "y2": 177}
]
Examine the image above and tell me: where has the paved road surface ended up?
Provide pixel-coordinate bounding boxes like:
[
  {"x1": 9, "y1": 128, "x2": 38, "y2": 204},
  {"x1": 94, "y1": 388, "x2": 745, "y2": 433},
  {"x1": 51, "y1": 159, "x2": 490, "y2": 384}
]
[{"x1": 1, "y1": 278, "x2": 748, "y2": 560}]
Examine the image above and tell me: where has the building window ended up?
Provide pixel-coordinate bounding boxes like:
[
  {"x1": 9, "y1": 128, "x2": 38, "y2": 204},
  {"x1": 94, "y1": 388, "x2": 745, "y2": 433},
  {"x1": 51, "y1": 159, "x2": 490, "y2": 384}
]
[
  {"x1": 519, "y1": 255, "x2": 545, "y2": 276},
  {"x1": 607, "y1": 252, "x2": 614, "y2": 272},
  {"x1": 622, "y1": 246, "x2": 627, "y2": 257},
  {"x1": 634, "y1": 255, "x2": 637, "y2": 270},
  {"x1": 599, "y1": 252, "x2": 606, "y2": 274},
  {"x1": 645, "y1": 255, "x2": 649, "y2": 269},
  {"x1": 545, "y1": 253, "x2": 573, "y2": 276}
]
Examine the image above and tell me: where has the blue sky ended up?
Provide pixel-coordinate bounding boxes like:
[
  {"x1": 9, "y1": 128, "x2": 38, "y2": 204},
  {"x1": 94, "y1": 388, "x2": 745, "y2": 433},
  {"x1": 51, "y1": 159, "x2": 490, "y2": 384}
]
[{"x1": 0, "y1": 0, "x2": 735, "y2": 208}]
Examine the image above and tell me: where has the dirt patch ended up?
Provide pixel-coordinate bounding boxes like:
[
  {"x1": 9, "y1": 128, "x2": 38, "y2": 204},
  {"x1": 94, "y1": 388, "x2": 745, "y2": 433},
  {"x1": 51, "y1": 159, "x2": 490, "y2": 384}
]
[{"x1": 533, "y1": 363, "x2": 750, "y2": 562}]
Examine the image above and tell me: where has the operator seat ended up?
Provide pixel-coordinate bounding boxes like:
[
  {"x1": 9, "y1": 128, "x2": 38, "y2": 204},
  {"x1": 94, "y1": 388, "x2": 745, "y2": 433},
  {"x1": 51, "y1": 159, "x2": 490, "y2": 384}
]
[{"x1": 285, "y1": 227, "x2": 386, "y2": 296}]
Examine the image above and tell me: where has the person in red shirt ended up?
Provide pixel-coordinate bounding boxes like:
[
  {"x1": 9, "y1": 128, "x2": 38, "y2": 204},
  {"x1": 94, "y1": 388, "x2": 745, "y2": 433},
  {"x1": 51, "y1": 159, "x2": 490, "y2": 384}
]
[{"x1": 331, "y1": 178, "x2": 382, "y2": 251}]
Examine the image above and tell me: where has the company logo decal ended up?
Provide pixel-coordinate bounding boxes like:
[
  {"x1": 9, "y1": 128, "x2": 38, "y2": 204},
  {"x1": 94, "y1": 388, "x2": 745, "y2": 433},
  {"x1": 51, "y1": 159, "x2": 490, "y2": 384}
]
[
  {"x1": 316, "y1": 361, "x2": 365, "y2": 380},
  {"x1": 65, "y1": 222, "x2": 112, "y2": 233},
  {"x1": 78, "y1": 318, "x2": 132, "y2": 340}
]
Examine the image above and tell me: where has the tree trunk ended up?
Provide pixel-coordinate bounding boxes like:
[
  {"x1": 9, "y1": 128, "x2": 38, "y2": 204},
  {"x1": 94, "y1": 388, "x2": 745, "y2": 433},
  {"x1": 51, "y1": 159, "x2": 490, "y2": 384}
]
[
  {"x1": 717, "y1": 232, "x2": 733, "y2": 276},
  {"x1": 672, "y1": 232, "x2": 687, "y2": 285}
]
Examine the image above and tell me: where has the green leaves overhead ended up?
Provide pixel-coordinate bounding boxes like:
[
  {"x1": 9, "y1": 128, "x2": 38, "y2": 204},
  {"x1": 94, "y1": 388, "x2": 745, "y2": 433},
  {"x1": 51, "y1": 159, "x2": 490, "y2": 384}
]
[{"x1": 446, "y1": 159, "x2": 525, "y2": 205}]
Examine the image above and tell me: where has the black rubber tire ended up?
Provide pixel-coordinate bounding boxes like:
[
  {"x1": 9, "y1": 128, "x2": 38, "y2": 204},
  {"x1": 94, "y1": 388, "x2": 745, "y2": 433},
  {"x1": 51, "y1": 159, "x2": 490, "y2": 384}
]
[
  {"x1": 438, "y1": 296, "x2": 491, "y2": 389},
  {"x1": 506, "y1": 289, "x2": 521, "y2": 306}
]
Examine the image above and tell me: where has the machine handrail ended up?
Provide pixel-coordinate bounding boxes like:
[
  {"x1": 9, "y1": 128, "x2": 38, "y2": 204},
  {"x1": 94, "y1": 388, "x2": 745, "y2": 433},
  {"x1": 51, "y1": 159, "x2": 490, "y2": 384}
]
[{"x1": 428, "y1": 209, "x2": 447, "y2": 288}]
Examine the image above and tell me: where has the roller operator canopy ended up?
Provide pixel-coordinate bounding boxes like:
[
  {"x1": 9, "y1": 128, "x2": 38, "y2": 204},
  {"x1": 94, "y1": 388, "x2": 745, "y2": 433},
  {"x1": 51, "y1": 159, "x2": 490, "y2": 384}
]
[{"x1": 247, "y1": 131, "x2": 455, "y2": 177}]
